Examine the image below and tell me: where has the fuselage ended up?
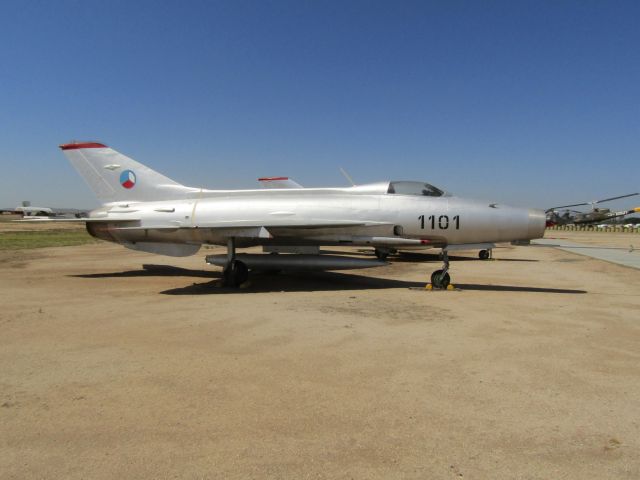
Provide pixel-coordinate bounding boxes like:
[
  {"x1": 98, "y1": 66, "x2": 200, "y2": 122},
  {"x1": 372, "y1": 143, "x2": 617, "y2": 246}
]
[{"x1": 86, "y1": 183, "x2": 547, "y2": 251}]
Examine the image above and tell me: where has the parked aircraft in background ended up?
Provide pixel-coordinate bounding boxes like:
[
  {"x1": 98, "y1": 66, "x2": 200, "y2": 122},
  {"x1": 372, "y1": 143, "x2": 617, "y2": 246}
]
[
  {"x1": 1, "y1": 201, "x2": 87, "y2": 219},
  {"x1": 32, "y1": 141, "x2": 547, "y2": 289},
  {"x1": 546, "y1": 193, "x2": 640, "y2": 226},
  {"x1": 1, "y1": 201, "x2": 54, "y2": 217}
]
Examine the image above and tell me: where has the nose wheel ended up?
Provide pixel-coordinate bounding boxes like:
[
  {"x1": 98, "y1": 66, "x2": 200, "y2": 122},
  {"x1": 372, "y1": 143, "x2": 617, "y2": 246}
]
[
  {"x1": 430, "y1": 269, "x2": 450, "y2": 289},
  {"x1": 430, "y1": 250, "x2": 451, "y2": 289}
]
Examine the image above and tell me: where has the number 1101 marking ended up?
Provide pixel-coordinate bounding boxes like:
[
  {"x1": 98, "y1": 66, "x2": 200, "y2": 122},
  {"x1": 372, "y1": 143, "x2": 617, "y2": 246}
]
[{"x1": 419, "y1": 215, "x2": 460, "y2": 230}]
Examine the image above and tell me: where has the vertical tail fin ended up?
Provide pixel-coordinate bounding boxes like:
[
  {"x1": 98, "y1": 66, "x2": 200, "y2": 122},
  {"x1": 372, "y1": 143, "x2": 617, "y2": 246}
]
[{"x1": 60, "y1": 142, "x2": 197, "y2": 204}]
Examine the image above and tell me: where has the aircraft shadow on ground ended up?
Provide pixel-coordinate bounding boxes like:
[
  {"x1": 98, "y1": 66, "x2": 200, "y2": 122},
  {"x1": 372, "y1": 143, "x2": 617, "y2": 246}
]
[
  {"x1": 71, "y1": 264, "x2": 221, "y2": 279},
  {"x1": 71, "y1": 264, "x2": 585, "y2": 295},
  {"x1": 161, "y1": 271, "x2": 426, "y2": 295},
  {"x1": 454, "y1": 284, "x2": 587, "y2": 294},
  {"x1": 70, "y1": 265, "x2": 423, "y2": 293},
  {"x1": 163, "y1": 275, "x2": 586, "y2": 295}
]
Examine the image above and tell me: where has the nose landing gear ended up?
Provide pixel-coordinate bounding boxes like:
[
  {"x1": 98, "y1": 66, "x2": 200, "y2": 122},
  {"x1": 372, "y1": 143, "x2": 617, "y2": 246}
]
[{"x1": 430, "y1": 250, "x2": 451, "y2": 289}]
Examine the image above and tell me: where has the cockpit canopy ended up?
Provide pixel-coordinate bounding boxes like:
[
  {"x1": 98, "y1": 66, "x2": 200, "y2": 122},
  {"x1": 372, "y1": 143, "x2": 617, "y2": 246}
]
[{"x1": 387, "y1": 181, "x2": 446, "y2": 197}]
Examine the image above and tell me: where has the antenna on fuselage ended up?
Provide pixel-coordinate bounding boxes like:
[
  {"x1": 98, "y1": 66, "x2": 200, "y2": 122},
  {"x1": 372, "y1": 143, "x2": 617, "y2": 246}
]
[{"x1": 339, "y1": 167, "x2": 356, "y2": 187}]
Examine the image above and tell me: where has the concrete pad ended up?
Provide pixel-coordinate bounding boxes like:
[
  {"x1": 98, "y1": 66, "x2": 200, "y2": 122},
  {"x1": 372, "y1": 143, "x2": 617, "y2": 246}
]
[{"x1": 534, "y1": 238, "x2": 640, "y2": 270}]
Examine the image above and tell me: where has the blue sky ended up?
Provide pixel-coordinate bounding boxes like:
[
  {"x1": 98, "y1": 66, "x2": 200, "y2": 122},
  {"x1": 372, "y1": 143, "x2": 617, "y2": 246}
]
[{"x1": 0, "y1": 0, "x2": 638, "y2": 210}]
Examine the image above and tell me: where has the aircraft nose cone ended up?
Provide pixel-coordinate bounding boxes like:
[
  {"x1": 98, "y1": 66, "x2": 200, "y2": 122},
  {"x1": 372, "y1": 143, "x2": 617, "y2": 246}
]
[{"x1": 528, "y1": 208, "x2": 547, "y2": 239}]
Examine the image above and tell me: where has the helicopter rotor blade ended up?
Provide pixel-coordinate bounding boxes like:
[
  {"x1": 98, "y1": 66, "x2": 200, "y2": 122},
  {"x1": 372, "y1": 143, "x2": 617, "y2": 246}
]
[
  {"x1": 546, "y1": 193, "x2": 639, "y2": 213},
  {"x1": 594, "y1": 193, "x2": 639, "y2": 204},
  {"x1": 546, "y1": 202, "x2": 590, "y2": 212}
]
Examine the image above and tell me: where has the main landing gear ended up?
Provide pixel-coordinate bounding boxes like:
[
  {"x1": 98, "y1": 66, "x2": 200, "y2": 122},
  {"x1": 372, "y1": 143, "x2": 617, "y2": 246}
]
[
  {"x1": 430, "y1": 250, "x2": 451, "y2": 289},
  {"x1": 374, "y1": 247, "x2": 397, "y2": 260},
  {"x1": 222, "y1": 237, "x2": 249, "y2": 287},
  {"x1": 478, "y1": 249, "x2": 492, "y2": 260}
]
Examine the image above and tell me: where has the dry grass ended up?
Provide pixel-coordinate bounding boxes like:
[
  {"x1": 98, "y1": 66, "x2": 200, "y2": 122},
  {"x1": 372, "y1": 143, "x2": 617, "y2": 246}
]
[{"x1": 0, "y1": 229, "x2": 98, "y2": 250}]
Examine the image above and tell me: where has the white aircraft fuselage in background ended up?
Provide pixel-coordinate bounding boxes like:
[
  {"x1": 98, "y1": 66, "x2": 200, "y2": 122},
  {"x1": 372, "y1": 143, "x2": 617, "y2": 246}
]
[{"x1": 59, "y1": 142, "x2": 546, "y2": 287}]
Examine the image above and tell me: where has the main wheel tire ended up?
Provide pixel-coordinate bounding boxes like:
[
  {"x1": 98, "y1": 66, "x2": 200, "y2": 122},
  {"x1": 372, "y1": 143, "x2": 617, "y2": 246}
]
[
  {"x1": 224, "y1": 260, "x2": 249, "y2": 287},
  {"x1": 430, "y1": 270, "x2": 450, "y2": 289},
  {"x1": 478, "y1": 249, "x2": 490, "y2": 260},
  {"x1": 374, "y1": 248, "x2": 389, "y2": 260}
]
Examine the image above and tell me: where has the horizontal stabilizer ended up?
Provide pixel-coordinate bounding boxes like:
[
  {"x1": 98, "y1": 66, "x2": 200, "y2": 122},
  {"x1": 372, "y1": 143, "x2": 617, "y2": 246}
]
[
  {"x1": 123, "y1": 242, "x2": 200, "y2": 257},
  {"x1": 258, "y1": 177, "x2": 303, "y2": 189},
  {"x1": 16, "y1": 217, "x2": 141, "y2": 223}
]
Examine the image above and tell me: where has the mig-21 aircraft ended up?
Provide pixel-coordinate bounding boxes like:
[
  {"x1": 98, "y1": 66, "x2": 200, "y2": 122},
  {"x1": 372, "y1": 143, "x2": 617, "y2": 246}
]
[{"x1": 47, "y1": 142, "x2": 546, "y2": 288}]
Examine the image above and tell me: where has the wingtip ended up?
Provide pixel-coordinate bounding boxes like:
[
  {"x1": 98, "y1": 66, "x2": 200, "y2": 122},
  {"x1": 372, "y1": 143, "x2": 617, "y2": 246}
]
[{"x1": 59, "y1": 142, "x2": 108, "y2": 150}]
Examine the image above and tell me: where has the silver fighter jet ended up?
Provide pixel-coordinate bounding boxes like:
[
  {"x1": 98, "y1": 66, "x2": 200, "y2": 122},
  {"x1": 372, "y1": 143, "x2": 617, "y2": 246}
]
[{"x1": 58, "y1": 142, "x2": 546, "y2": 288}]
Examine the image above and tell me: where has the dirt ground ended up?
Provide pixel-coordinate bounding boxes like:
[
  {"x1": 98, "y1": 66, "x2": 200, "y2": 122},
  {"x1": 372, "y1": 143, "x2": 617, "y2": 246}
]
[{"x1": 1, "y1": 231, "x2": 639, "y2": 479}]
